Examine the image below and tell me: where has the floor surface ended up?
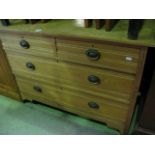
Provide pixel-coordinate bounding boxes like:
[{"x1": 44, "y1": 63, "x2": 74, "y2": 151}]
[{"x1": 0, "y1": 95, "x2": 136, "y2": 135}]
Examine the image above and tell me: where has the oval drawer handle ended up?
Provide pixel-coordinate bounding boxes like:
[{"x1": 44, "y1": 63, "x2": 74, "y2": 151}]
[
  {"x1": 26, "y1": 62, "x2": 35, "y2": 70},
  {"x1": 88, "y1": 75, "x2": 100, "y2": 85},
  {"x1": 19, "y1": 40, "x2": 30, "y2": 49},
  {"x1": 88, "y1": 102, "x2": 99, "y2": 109},
  {"x1": 33, "y1": 86, "x2": 42, "y2": 93},
  {"x1": 85, "y1": 49, "x2": 100, "y2": 60}
]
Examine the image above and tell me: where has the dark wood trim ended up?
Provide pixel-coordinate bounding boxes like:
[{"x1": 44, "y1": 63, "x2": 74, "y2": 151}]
[
  {"x1": 128, "y1": 20, "x2": 144, "y2": 40},
  {"x1": 124, "y1": 47, "x2": 148, "y2": 134},
  {"x1": 134, "y1": 126, "x2": 155, "y2": 135},
  {"x1": 105, "y1": 19, "x2": 119, "y2": 31},
  {"x1": 84, "y1": 19, "x2": 93, "y2": 28},
  {"x1": 95, "y1": 19, "x2": 104, "y2": 29},
  {"x1": 1, "y1": 19, "x2": 10, "y2": 26}
]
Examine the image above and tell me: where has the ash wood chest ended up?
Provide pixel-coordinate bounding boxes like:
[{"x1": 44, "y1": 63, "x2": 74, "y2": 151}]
[{"x1": 0, "y1": 31, "x2": 147, "y2": 134}]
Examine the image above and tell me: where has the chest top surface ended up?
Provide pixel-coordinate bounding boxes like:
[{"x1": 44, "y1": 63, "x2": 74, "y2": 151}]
[{"x1": 0, "y1": 19, "x2": 154, "y2": 48}]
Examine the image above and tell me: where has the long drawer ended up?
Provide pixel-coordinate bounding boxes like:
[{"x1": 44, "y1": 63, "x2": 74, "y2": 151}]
[
  {"x1": 16, "y1": 77, "x2": 128, "y2": 122},
  {"x1": 56, "y1": 39, "x2": 141, "y2": 74},
  {"x1": 1, "y1": 34, "x2": 56, "y2": 58},
  {"x1": 7, "y1": 53, "x2": 135, "y2": 103}
]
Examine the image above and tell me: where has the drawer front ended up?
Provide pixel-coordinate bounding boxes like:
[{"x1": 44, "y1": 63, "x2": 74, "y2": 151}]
[
  {"x1": 57, "y1": 39, "x2": 141, "y2": 74},
  {"x1": 16, "y1": 77, "x2": 128, "y2": 122},
  {"x1": 7, "y1": 53, "x2": 135, "y2": 103},
  {"x1": 1, "y1": 34, "x2": 56, "y2": 58},
  {"x1": 57, "y1": 62, "x2": 135, "y2": 99},
  {"x1": 6, "y1": 53, "x2": 58, "y2": 78}
]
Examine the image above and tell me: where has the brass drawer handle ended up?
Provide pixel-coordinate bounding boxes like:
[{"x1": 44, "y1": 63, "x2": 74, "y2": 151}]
[
  {"x1": 33, "y1": 86, "x2": 42, "y2": 93},
  {"x1": 26, "y1": 62, "x2": 35, "y2": 70},
  {"x1": 85, "y1": 49, "x2": 100, "y2": 60},
  {"x1": 19, "y1": 40, "x2": 30, "y2": 49},
  {"x1": 88, "y1": 102, "x2": 99, "y2": 109},
  {"x1": 88, "y1": 75, "x2": 100, "y2": 85}
]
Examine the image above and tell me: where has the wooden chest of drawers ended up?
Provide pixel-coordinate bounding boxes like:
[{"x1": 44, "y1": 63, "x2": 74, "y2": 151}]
[{"x1": 0, "y1": 31, "x2": 147, "y2": 134}]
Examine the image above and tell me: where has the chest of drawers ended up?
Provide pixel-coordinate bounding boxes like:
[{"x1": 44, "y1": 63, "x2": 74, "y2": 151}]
[{"x1": 0, "y1": 31, "x2": 147, "y2": 134}]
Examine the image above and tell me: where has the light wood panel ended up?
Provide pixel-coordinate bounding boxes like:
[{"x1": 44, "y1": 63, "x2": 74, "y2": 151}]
[
  {"x1": 0, "y1": 30, "x2": 148, "y2": 134},
  {"x1": 57, "y1": 39, "x2": 141, "y2": 74},
  {"x1": 6, "y1": 53, "x2": 135, "y2": 103},
  {"x1": 15, "y1": 72, "x2": 130, "y2": 105},
  {"x1": 16, "y1": 77, "x2": 128, "y2": 125},
  {"x1": 20, "y1": 90, "x2": 126, "y2": 133},
  {"x1": 1, "y1": 34, "x2": 56, "y2": 58},
  {"x1": 0, "y1": 41, "x2": 20, "y2": 100}
]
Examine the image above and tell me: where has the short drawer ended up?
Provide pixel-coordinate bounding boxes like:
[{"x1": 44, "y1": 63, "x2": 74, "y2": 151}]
[
  {"x1": 7, "y1": 53, "x2": 135, "y2": 103},
  {"x1": 1, "y1": 34, "x2": 56, "y2": 58},
  {"x1": 6, "y1": 53, "x2": 58, "y2": 79},
  {"x1": 16, "y1": 77, "x2": 128, "y2": 122},
  {"x1": 57, "y1": 39, "x2": 141, "y2": 74}
]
